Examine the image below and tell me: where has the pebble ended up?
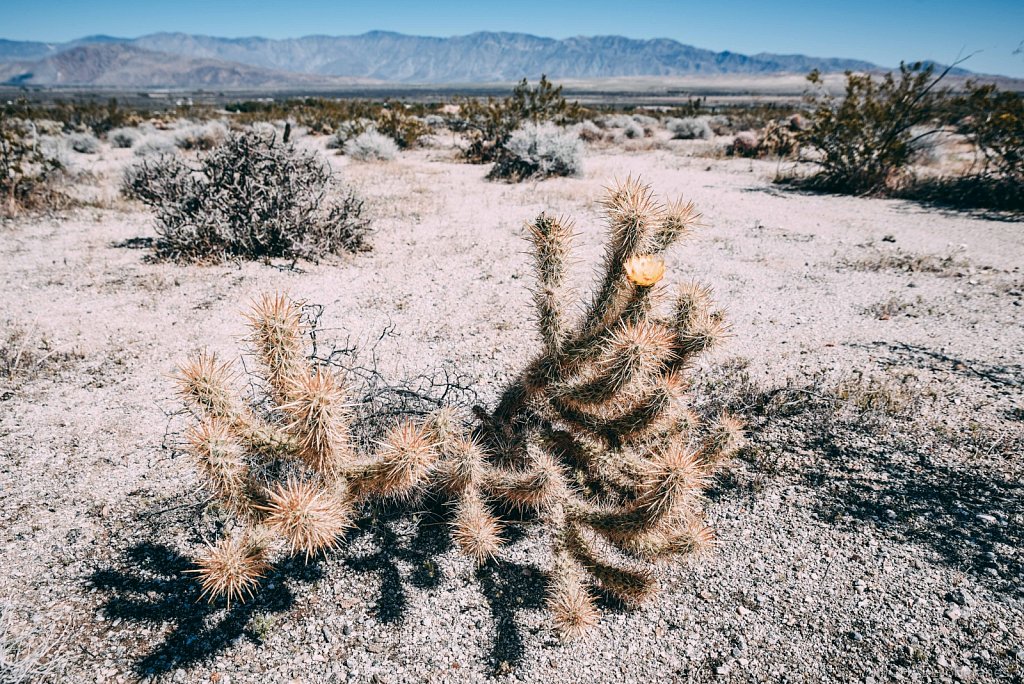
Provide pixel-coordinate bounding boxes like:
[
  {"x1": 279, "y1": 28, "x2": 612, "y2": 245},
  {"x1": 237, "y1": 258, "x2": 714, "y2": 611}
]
[
  {"x1": 944, "y1": 606, "x2": 962, "y2": 620},
  {"x1": 975, "y1": 514, "x2": 997, "y2": 524}
]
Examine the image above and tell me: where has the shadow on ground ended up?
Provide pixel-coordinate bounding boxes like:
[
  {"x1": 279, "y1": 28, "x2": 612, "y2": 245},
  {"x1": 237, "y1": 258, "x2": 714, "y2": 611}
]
[
  {"x1": 88, "y1": 542, "x2": 324, "y2": 676},
  {"x1": 708, "y1": 357, "x2": 1024, "y2": 594},
  {"x1": 345, "y1": 499, "x2": 547, "y2": 676},
  {"x1": 91, "y1": 498, "x2": 548, "y2": 677}
]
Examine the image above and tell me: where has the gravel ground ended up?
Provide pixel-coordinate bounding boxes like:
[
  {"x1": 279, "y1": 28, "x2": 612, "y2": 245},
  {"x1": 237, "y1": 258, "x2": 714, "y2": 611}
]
[{"x1": 1, "y1": 130, "x2": 1021, "y2": 683}]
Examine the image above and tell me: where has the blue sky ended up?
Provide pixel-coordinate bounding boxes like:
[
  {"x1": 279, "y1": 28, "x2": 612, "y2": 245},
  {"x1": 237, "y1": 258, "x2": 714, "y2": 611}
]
[{"x1": 4, "y1": 0, "x2": 1023, "y2": 77}]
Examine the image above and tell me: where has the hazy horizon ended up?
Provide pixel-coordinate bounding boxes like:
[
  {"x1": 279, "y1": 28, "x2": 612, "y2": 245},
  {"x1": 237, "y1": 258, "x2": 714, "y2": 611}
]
[{"x1": 3, "y1": 0, "x2": 1022, "y2": 78}]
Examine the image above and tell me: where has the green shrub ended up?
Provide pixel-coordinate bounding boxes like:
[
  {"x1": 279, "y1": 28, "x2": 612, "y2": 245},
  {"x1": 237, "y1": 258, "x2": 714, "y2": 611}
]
[
  {"x1": 953, "y1": 83, "x2": 1024, "y2": 182},
  {"x1": 799, "y1": 63, "x2": 950, "y2": 193}
]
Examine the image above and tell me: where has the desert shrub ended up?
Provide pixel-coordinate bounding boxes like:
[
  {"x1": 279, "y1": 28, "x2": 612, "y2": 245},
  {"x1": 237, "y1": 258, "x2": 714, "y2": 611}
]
[
  {"x1": 326, "y1": 119, "x2": 373, "y2": 150},
  {"x1": 667, "y1": 117, "x2": 713, "y2": 140},
  {"x1": 375, "y1": 107, "x2": 428, "y2": 149},
  {"x1": 1, "y1": 113, "x2": 64, "y2": 215},
  {"x1": 454, "y1": 75, "x2": 582, "y2": 163},
  {"x1": 798, "y1": 63, "x2": 951, "y2": 193},
  {"x1": 621, "y1": 121, "x2": 646, "y2": 139},
  {"x1": 133, "y1": 137, "x2": 177, "y2": 157},
  {"x1": 107, "y1": 127, "x2": 139, "y2": 149},
  {"x1": 174, "y1": 121, "x2": 228, "y2": 151},
  {"x1": 170, "y1": 179, "x2": 739, "y2": 641},
  {"x1": 487, "y1": 122, "x2": 582, "y2": 181},
  {"x1": 953, "y1": 83, "x2": 1024, "y2": 182},
  {"x1": 575, "y1": 120, "x2": 604, "y2": 142},
  {"x1": 68, "y1": 133, "x2": 100, "y2": 154},
  {"x1": 122, "y1": 130, "x2": 370, "y2": 261},
  {"x1": 343, "y1": 130, "x2": 399, "y2": 162},
  {"x1": 759, "y1": 119, "x2": 800, "y2": 157},
  {"x1": 728, "y1": 131, "x2": 760, "y2": 157}
]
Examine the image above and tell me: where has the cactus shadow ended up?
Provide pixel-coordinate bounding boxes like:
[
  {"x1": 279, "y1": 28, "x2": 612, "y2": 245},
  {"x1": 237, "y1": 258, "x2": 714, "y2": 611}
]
[
  {"x1": 343, "y1": 498, "x2": 546, "y2": 676},
  {"x1": 343, "y1": 501, "x2": 453, "y2": 624},
  {"x1": 88, "y1": 541, "x2": 324, "y2": 676},
  {"x1": 475, "y1": 557, "x2": 547, "y2": 677},
  {"x1": 803, "y1": 432, "x2": 1024, "y2": 593}
]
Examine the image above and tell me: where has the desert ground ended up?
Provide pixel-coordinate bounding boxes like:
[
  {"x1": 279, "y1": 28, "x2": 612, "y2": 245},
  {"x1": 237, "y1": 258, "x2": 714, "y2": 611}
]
[{"x1": 1, "y1": 125, "x2": 1022, "y2": 684}]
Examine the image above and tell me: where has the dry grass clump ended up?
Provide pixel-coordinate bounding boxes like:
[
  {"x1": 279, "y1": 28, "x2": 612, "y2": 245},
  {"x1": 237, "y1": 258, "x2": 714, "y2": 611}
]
[
  {"x1": 171, "y1": 179, "x2": 737, "y2": 640},
  {"x1": 0, "y1": 604, "x2": 64, "y2": 682},
  {"x1": 122, "y1": 129, "x2": 370, "y2": 262}
]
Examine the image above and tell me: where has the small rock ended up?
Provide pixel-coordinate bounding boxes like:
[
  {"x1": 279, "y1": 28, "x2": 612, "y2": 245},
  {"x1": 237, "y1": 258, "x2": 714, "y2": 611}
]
[
  {"x1": 850, "y1": 631, "x2": 864, "y2": 642},
  {"x1": 342, "y1": 624, "x2": 353, "y2": 636},
  {"x1": 937, "y1": 655, "x2": 949, "y2": 667},
  {"x1": 737, "y1": 606, "x2": 750, "y2": 616},
  {"x1": 976, "y1": 514, "x2": 997, "y2": 524},
  {"x1": 944, "y1": 606, "x2": 962, "y2": 620},
  {"x1": 715, "y1": 664, "x2": 731, "y2": 676},
  {"x1": 955, "y1": 665, "x2": 973, "y2": 682},
  {"x1": 322, "y1": 627, "x2": 333, "y2": 643},
  {"x1": 884, "y1": 509, "x2": 897, "y2": 520}
]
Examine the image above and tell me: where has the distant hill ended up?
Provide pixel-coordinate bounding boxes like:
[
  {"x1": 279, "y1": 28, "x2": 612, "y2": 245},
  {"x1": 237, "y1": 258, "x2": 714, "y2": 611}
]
[
  {"x1": 0, "y1": 30, "x2": 965, "y2": 87},
  {"x1": 0, "y1": 44, "x2": 373, "y2": 88}
]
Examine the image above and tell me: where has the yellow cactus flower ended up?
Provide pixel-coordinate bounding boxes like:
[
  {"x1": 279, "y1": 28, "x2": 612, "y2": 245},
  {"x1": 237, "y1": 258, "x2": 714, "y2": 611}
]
[{"x1": 624, "y1": 255, "x2": 666, "y2": 287}]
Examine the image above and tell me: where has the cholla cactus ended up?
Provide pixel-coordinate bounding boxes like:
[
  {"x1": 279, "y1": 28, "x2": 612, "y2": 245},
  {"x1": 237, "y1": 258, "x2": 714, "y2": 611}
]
[
  {"x1": 173, "y1": 179, "x2": 740, "y2": 641},
  {"x1": 484, "y1": 177, "x2": 742, "y2": 636}
]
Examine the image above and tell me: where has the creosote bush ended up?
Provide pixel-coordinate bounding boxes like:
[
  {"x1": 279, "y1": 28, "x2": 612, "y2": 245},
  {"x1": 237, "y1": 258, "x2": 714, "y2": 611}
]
[
  {"x1": 122, "y1": 129, "x2": 370, "y2": 261},
  {"x1": 172, "y1": 178, "x2": 740, "y2": 641},
  {"x1": 487, "y1": 122, "x2": 583, "y2": 182},
  {"x1": 798, "y1": 62, "x2": 951, "y2": 193}
]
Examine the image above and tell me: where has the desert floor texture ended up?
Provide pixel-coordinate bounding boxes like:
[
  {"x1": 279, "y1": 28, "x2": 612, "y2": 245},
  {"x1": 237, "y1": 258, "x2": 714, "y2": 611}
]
[{"x1": 1, "y1": 130, "x2": 1022, "y2": 683}]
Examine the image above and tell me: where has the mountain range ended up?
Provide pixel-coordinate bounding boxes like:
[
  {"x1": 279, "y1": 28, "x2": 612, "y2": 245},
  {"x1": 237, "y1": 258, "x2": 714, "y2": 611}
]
[{"x1": 0, "y1": 31, "x2": 927, "y2": 88}]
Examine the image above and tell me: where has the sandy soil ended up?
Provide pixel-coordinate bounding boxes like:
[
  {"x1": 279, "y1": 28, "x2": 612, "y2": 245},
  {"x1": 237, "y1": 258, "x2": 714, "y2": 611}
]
[{"x1": 1, "y1": 131, "x2": 1022, "y2": 683}]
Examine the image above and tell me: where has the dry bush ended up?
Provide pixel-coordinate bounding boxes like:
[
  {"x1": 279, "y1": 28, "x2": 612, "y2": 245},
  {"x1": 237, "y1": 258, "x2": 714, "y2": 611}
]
[
  {"x1": 122, "y1": 130, "x2": 370, "y2": 262},
  {"x1": 170, "y1": 179, "x2": 739, "y2": 640},
  {"x1": 487, "y1": 122, "x2": 583, "y2": 182},
  {"x1": 667, "y1": 117, "x2": 712, "y2": 140},
  {"x1": 173, "y1": 121, "x2": 228, "y2": 151},
  {"x1": 68, "y1": 133, "x2": 100, "y2": 154},
  {"x1": 106, "y1": 127, "x2": 139, "y2": 149},
  {"x1": 343, "y1": 130, "x2": 399, "y2": 162},
  {"x1": 453, "y1": 76, "x2": 583, "y2": 164},
  {"x1": 375, "y1": 107, "x2": 428, "y2": 149},
  {"x1": 1, "y1": 110, "x2": 66, "y2": 216},
  {"x1": 0, "y1": 604, "x2": 64, "y2": 682}
]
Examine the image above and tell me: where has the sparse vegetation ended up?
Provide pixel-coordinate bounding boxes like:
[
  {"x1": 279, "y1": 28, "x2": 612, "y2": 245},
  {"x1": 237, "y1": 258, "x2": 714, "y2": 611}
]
[
  {"x1": 106, "y1": 127, "x2": 139, "y2": 149},
  {"x1": 173, "y1": 121, "x2": 228, "y2": 151},
  {"x1": 1, "y1": 109, "x2": 65, "y2": 215},
  {"x1": 453, "y1": 76, "x2": 582, "y2": 164},
  {"x1": 343, "y1": 130, "x2": 400, "y2": 162},
  {"x1": 122, "y1": 130, "x2": 370, "y2": 261},
  {"x1": 487, "y1": 122, "x2": 583, "y2": 181},
  {"x1": 667, "y1": 117, "x2": 713, "y2": 140},
  {"x1": 171, "y1": 180, "x2": 738, "y2": 639},
  {"x1": 68, "y1": 133, "x2": 101, "y2": 154},
  {"x1": 796, "y1": 63, "x2": 951, "y2": 193}
]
